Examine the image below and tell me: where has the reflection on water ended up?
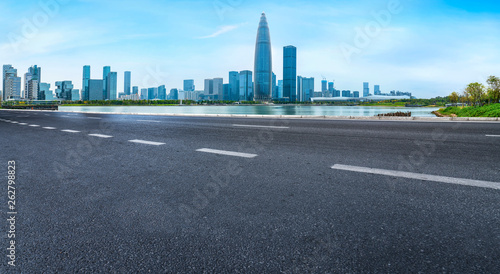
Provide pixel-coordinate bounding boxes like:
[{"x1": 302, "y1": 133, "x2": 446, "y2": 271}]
[{"x1": 60, "y1": 105, "x2": 440, "y2": 117}]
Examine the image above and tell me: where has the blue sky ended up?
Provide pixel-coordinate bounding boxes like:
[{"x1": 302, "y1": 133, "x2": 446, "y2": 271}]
[{"x1": 0, "y1": 0, "x2": 499, "y2": 98}]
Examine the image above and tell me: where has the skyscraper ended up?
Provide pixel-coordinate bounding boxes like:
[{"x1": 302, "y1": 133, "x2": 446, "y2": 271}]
[
  {"x1": 184, "y1": 79, "x2": 195, "y2": 92},
  {"x1": 213, "y1": 78, "x2": 224, "y2": 100},
  {"x1": 283, "y1": 45, "x2": 297, "y2": 102},
  {"x1": 132, "y1": 86, "x2": 139, "y2": 95},
  {"x1": 363, "y1": 82, "x2": 370, "y2": 97},
  {"x1": 88, "y1": 80, "x2": 104, "y2": 101},
  {"x1": 239, "y1": 70, "x2": 253, "y2": 101},
  {"x1": 158, "y1": 85, "x2": 167, "y2": 100},
  {"x1": 103, "y1": 66, "x2": 111, "y2": 98},
  {"x1": 107, "y1": 72, "x2": 117, "y2": 100},
  {"x1": 55, "y1": 81, "x2": 74, "y2": 101},
  {"x1": 229, "y1": 72, "x2": 239, "y2": 101},
  {"x1": 124, "y1": 71, "x2": 131, "y2": 95},
  {"x1": 254, "y1": 12, "x2": 272, "y2": 101},
  {"x1": 297, "y1": 76, "x2": 314, "y2": 102},
  {"x1": 374, "y1": 85, "x2": 381, "y2": 95},
  {"x1": 204, "y1": 79, "x2": 214, "y2": 96},
  {"x1": 82, "y1": 65, "x2": 91, "y2": 101},
  {"x1": 3, "y1": 65, "x2": 21, "y2": 101},
  {"x1": 322, "y1": 80, "x2": 328, "y2": 97}
]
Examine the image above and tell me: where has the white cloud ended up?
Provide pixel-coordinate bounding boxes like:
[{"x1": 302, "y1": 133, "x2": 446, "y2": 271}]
[{"x1": 198, "y1": 24, "x2": 245, "y2": 39}]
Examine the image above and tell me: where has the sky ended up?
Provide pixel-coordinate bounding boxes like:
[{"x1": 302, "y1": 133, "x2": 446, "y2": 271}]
[{"x1": 0, "y1": 0, "x2": 499, "y2": 98}]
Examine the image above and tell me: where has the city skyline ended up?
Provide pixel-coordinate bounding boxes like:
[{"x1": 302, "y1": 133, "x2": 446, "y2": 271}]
[{"x1": 0, "y1": 1, "x2": 499, "y2": 98}]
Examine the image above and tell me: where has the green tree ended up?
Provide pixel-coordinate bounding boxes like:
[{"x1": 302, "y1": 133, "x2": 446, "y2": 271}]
[
  {"x1": 487, "y1": 75, "x2": 500, "y2": 104},
  {"x1": 465, "y1": 82, "x2": 485, "y2": 106},
  {"x1": 449, "y1": 92, "x2": 459, "y2": 105}
]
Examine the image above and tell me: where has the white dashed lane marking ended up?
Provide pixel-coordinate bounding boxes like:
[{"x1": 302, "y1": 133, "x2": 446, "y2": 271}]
[
  {"x1": 129, "y1": 139, "x2": 165, "y2": 146},
  {"x1": 137, "y1": 120, "x2": 161, "y2": 123},
  {"x1": 196, "y1": 148, "x2": 258, "y2": 159},
  {"x1": 89, "y1": 134, "x2": 113, "y2": 138},
  {"x1": 233, "y1": 124, "x2": 290, "y2": 129},
  {"x1": 43, "y1": 127, "x2": 56, "y2": 130},
  {"x1": 331, "y1": 164, "x2": 500, "y2": 191},
  {"x1": 61, "y1": 130, "x2": 81, "y2": 133},
  {"x1": 87, "y1": 117, "x2": 102, "y2": 120},
  {"x1": 29, "y1": 125, "x2": 40, "y2": 127},
  {"x1": 486, "y1": 135, "x2": 500, "y2": 137}
]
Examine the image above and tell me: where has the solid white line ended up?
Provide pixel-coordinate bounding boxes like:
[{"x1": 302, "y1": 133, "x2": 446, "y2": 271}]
[
  {"x1": 196, "y1": 148, "x2": 258, "y2": 158},
  {"x1": 137, "y1": 120, "x2": 161, "y2": 123},
  {"x1": 29, "y1": 125, "x2": 40, "y2": 127},
  {"x1": 486, "y1": 135, "x2": 500, "y2": 137},
  {"x1": 331, "y1": 164, "x2": 500, "y2": 190},
  {"x1": 233, "y1": 124, "x2": 290, "y2": 129},
  {"x1": 43, "y1": 127, "x2": 56, "y2": 130},
  {"x1": 89, "y1": 134, "x2": 113, "y2": 138},
  {"x1": 87, "y1": 117, "x2": 102, "y2": 120},
  {"x1": 61, "y1": 129, "x2": 80, "y2": 133},
  {"x1": 129, "y1": 139, "x2": 165, "y2": 146}
]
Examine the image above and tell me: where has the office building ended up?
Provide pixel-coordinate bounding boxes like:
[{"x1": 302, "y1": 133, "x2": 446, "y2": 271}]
[
  {"x1": 39, "y1": 83, "x2": 53, "y2": 100},
  {"x1": 82, "y1": 65, "x2": 90, "y2": 101},
  {"x1": 374, "y1": 85, "x2": 381, "y2": 95},
  {"x1": 27, "y1": 79, "x2": 39, "y2": 100},
  {"x1": 184, "y1": 79, "x2": 195, "y2": 92},
  {"x1": 342, "y1": 90, "x2": 352, "y2": 97},
  {"x1": 239, "y1": 70, "x2": 253, "y2": 101},
  {"x1": 132, "y1": 86, "x2": 139, "y2": 95},
  {"x1": 283, "y1": 45, "x2": 297, "y2": 102},
  {"x1": 106, "y1": 72, "x2": 117, "y2": 100},
  {"x1": 88, "y1": 80, "x2": 104, "y2": 101},
  {"x1": 148, "y1": 87, "x2": 158, "y2": 100},
  {"x1": 103, "y1": 66, "x2": 110, "y2": 98},
  {"x1": 278, "y1": 80, "x2": 283, "y2": 99},
  {"x1": 204, "y1": 79, "x2": 214, "y2": 96},
  {"x1": 124, "y1": 71, "x2": 131, "y2": 95},
  {"x1": 3, "y1": 65, "x2": 21, "y2": 101},
  {"x1": 363, "y1": 82, "x2": 369, "y2": 97},
  {"x1": 24, "y1": 66, "x2": 41, "y2": 100},
  {"x1": 140, "y1": 88, "x2": 148, "y2": 100},
  {"x1": 254, "y1": 12, "x2": 273, "y2": 101},
  {"x1": 223, "y1": 84, "x2": 230, "y2": 101},
  {"x1": 322, "y1": 80, "x2": 328, "y2": 97},
  {"x1": 170, "y1": 88, "x2": 179, "y2": 100},
  {"x1": 213, "y1": 78, "x2": 223, "y2": 100},
  {"x1": 72, "y1": 89, "x2": 80, "y2": 101},
  {"x1": 353, "y1": 91, "x2": 360, "y2": 98},
  {"x1": 297, "y1": 76, "x2": 314, "y2": 102},
  {"x1": 229, "y1": 72, "x2": 239, "y2": 101},
  {"x1": 55, "y1": 81, "x2": 74, "y2": 101},
  {"x1": 158, "y1": 85, "x2": 167, "y2": 100}
]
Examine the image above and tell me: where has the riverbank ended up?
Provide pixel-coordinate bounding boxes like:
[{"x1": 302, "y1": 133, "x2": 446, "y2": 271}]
[{"x1": 435, "y1": 104, "x2": 500, "y2": 117}]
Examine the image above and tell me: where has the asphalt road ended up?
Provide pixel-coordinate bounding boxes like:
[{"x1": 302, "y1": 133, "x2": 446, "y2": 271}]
[{"x1": 1, "y1": 109, "x2": 499, "y2": 273}]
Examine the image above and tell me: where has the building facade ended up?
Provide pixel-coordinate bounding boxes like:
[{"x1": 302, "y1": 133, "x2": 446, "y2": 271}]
[
  {"x1": 283, "y1": 45, "x2": 297, "y2": 102},
  {"x1": 254, "y1": 13, "x2": 273, "y2": 101}
]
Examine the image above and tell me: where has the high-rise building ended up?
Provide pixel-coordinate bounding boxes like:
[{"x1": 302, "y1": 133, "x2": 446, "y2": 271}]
[
  {"x1": 184, "y1": 79, "x2": 195, "y2": 92},
  {"x1": 88, "y1": 80, "x2": 104, "y2": 101},
  {"x1": 158, "y1": 85, "x2": 167, "y2": 100},
  {"x1": 321, "y1": 80, "x2": 328, "y2": 97},
  {"x1": 363, "y1": 82, "x2": 370, "y2": 97},
  {"x1": 124, "y1": 71, "x2": 131, "y2": 95},
  {"x1": 3, "y1": 65, "x2": 21, "y2": 101},
  {"x1": 82, "y1": 65, "x2": 91, "y2": 101},
  {"x1": 106, "y1": 72, "x2": 117, "y2": 100},
  {"x1": 132, "y1": 86, "x2": 139, "y2": 95},
  {"x1": 283, "y1": 45, "x2": 297, "y2": 102},
  {"x1": 239, "y1": 70, "x2": 253, "y2": 101},
  {"x1": 72, "y1": 89, "x2": 80, "y2": 101},
  {"x1": 39, "y1": 83, "x2": 53, "y2": 100},
  {"x1": 140, "y1": 88, "x2": 148, "y2": 100},
  {"x1": 277, "y1": 80, "x2": 283, "y2": 99},
  {"x1": 213, "y1": 78, "x2": 223, "y2": 100},
  {"x1": 297, "y1": 76, "x2": 314, "y2": 102},
  {"x1": 223, "y1": 84, "x2": 231, "y2": 101},
  {"x1": 272, "y1": 72, "x2": 277, "y2": 99},
  {"x1": 204, "y1": 79, "x2": 214, "y2": 96},
  {"x1": 169, "y1": 89, "x2": 179, "y2": 100},
  {"x1": 328, "y1": 82, "x2": 334, "y2": 97},
  {"x1": 103, "y1": 66, "x2": 111, "y2": 98},
  {"x1": 27, "y1": 79, "x2": 39, "y2": 100},
  {"x1": 229, "y1": 72, "x2": 239, "y2": 101},
  {"x1": 342, "y1": 90, "x2": 352, "y2": 97},
  {"x1": 55, "y1": 81, "x2": 74, "y2": 101},
  {"x1": 148, "y1": 87, "x2": 158, "y2": 100},
  {"x1": 374, "y1": 85, "x2": 381, "y2": 95},
  {"x1": 254, "y1": 12, "x2": 273, "y2": 101},
  {"x1": 353, "y1": 91, "x2": 360, "y2": 98}
]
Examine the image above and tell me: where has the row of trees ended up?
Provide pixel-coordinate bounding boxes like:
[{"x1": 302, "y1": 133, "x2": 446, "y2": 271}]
[{"x1": 449, "y1": 76, "x2": 500, "y2": 106}]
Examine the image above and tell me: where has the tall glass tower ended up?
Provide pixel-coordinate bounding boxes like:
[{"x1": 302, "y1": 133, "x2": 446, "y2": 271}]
[
  {"x1": 254, "y1": 12, "x2": 272, "y2": 102},
  {"x1": 283, "y1": 45, "x2": 297, "y2": 102}
]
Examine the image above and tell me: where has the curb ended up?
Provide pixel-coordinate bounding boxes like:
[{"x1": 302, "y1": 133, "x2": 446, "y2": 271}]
[{"x1": 1, "y1": 108, "x2": 499, "y2": 122}]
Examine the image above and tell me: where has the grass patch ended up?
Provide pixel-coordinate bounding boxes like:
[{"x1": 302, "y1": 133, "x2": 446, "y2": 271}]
[{"x1": 438, "y1": 104, "x2": 500, "y2": 117}]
